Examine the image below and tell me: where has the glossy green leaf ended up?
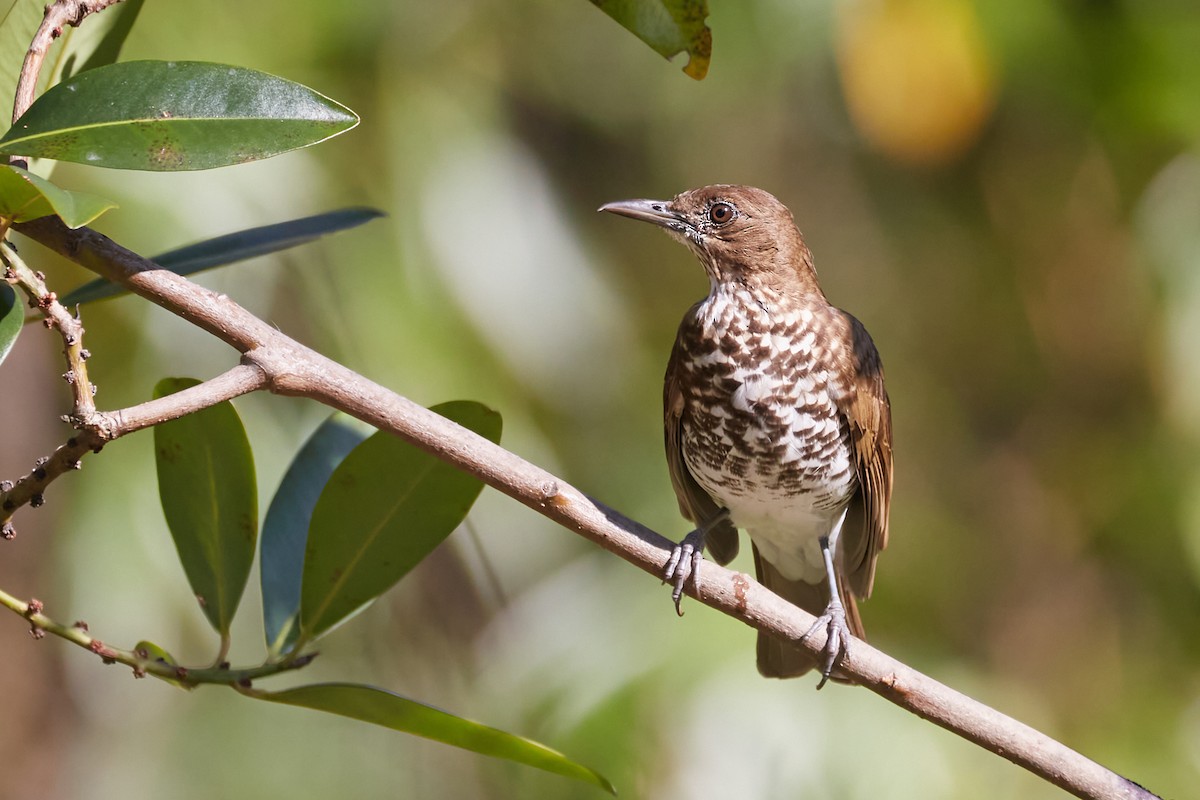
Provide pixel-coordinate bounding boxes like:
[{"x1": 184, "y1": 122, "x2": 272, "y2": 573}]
[
  {"x1": 261, "y1": 415, "x2": 368, "y2": 654},
  {"x1": 0, "y1": 281, "x2": 20, "y2": 366},
  {"x1": 0, "y1": 165, "x2": 115, "y2": 226},
  {"x1": 0, "y1": 60, "x2": 359, "y2": 171},
  {"x1": 251, "y1": 683, "x2": 614, "y2": 794},
  {"x1": 300, "y1": 401, "x2": 501, "y2": 640},
  {"x1": 0, "y1": 1, "x2": 47, "y2": 138},
  {"x1": 590, "y1": 0, "x2": 712, "y2": 79},
  {"x1": 153, "y1": 377, "x2": 257, "y2": 634},
  {"x1": 61, "y1": 207, "x2": 383, "y2": 306}
]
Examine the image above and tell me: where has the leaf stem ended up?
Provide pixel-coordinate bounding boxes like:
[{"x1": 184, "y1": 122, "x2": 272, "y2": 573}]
[{"x1": 214, "y1": 631, "x2": 232, "y2": 668}]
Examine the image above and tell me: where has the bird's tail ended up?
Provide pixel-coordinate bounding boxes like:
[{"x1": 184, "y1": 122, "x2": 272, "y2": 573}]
[{"x1": 753, "y1": 544, "x2": 864, "y2": 680}]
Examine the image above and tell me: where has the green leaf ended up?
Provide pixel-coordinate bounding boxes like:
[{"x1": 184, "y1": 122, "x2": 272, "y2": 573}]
[
  {"x1": 48, "y1": 0, "x2": 144, "y2": 85},
  {"x1": 0, "y1": 165, "x2": 54, "y2": 223},
  {"x1": 300, "y1": 401, "x2": 501, "y2": 640},
  {"x1": 153, "y1": 376, "x2": 258, "y2": 635},
  {"x1": 0, "y1": 1, "x2": 48, "y2": 138},
  {"x1": 133, "y1": 639, "x2": 189, "y2": 688},
  {"x1": 0, "y1": 281, "x2": 20, "y2": 366},
  {"x1": 250, "y1": 683, "x2": 615, "y2": 794},
  {"x1": 0, "y1": 165, "x2": 115, "y2": 227},
  {"x1": 590, "y1": 0, "x2": 712, "y2": 79},
  {"x1": 0, "y1": 60, "x2": 359, "y2": 171},
  {"x1": 133, "y1": 639, "x2": 179, "y2": 669},
  {"x1": 261, "y1": 415, "x2": 368, "y2": 654},
  {"x1": 61, "y1": 207, "x2": 383, "y2": 307}
]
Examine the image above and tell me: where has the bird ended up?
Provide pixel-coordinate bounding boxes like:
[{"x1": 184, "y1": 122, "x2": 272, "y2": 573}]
[{"x1": 599, "y1": 185, "x2": 892, "y2": 685}]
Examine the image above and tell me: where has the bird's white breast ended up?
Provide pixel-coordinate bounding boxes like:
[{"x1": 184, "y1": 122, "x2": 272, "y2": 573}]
[{"x1": 678, "y1": 284, "x2": 858, "y2": 583}]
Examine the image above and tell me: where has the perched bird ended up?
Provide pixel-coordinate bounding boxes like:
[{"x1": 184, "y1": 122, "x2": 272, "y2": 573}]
[{"x1": 600, "y1": 185, "x2": 892, "y2": 684}]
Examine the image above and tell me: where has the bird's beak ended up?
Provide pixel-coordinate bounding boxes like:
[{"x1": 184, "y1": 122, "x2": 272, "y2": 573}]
[{"x1": 598, "y1": 198, "x2": 683, "y2": 230}]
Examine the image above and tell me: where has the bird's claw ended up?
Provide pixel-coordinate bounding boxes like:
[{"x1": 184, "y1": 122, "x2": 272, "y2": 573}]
[
  {"x1": 663, "y1": 530, "x2": 706, "y2": 616},
  {"x1": 800, "y1": 598, "x2": 853, "y2": 689}
]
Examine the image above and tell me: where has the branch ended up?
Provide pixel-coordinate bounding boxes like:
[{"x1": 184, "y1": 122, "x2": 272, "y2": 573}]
[
  {"x1": 0, "y1": 364, "x2": 267, "y2": 529},
  {"x1": 12, "y1": 217, "x2": 1159, "y2": 800},
  {"x1": 12, "y1": 0, "x2": 126, "y2": 127},
  {"x1": 1, "y1": 230, "x2": 269, "y2": 526}
]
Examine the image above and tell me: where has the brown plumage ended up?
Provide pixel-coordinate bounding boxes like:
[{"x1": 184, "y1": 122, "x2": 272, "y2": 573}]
[{"x1": 600, "y1": 185, "x2": 893, "y2": 683}]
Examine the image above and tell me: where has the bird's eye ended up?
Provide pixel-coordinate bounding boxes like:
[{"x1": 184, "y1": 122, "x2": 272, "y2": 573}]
[{"x1": 708, "y1": 202, "x2": 735, "y2": 225}]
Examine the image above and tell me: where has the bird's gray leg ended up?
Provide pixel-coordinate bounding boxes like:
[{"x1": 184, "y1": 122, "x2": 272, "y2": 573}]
[
  {"x1": 800, "y1": 507, "x2": 852, "y2": 689},
  {"x1": 664, "y1": 509, "x2": 730, "y2": 616}
]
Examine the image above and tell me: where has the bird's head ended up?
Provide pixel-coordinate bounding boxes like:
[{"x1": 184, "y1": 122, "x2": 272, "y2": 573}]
[{"x1": 600, "y1": 185, "x2": 820, "y2": 297}]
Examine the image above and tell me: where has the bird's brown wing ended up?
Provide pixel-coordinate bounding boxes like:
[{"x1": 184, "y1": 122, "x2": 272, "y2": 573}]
[
  {"x1": 664, "y1": 319, "x2": 739, "y2": 565},
  {"x1": 837, "y1": 312, "x2": 893, "y2": 600}
]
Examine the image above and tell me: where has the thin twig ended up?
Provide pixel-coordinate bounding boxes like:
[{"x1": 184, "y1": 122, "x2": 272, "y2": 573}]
[
  {"x1": 10, "y1": 216, "x2": 1160, "y2": 800},
  {"x1": 0, "y1": 432, "x2": 101, "y2": 538},
  {"x1": 2, "y1": 243, "x2": 96, "y2": 419},
  {"x1": 0, "y1": 586, "x2": 316, "y2": 686}
]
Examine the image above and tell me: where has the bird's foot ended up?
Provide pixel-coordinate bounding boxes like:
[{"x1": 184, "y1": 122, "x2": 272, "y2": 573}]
[
  {"x1": 800, "y1": 597, "x2": 853, "y2": 690},
  {"x1": 663, "y1": 529, "x2": 706, "y2": 616}
]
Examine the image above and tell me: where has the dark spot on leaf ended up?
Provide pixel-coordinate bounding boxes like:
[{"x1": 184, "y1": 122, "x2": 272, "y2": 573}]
[
  {"x1": 147, "y1": 138, "x2": 186, "y2": 169},
  {"x1": 157, "y1": 441, "x2": 184, "y2": 464},
  {"x1": 32, "y1": 132, "x2": 79, "y2": 160}
]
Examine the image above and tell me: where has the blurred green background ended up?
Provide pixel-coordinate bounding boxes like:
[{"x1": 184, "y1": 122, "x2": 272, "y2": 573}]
[{"x1": 2, "y1": 0, "x2": 1199, "y2": 797}]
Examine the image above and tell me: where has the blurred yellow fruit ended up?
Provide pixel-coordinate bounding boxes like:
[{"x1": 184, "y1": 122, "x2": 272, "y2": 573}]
[{"x1": 836, "y1": 0, "x2": 996, "y2": 166}]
